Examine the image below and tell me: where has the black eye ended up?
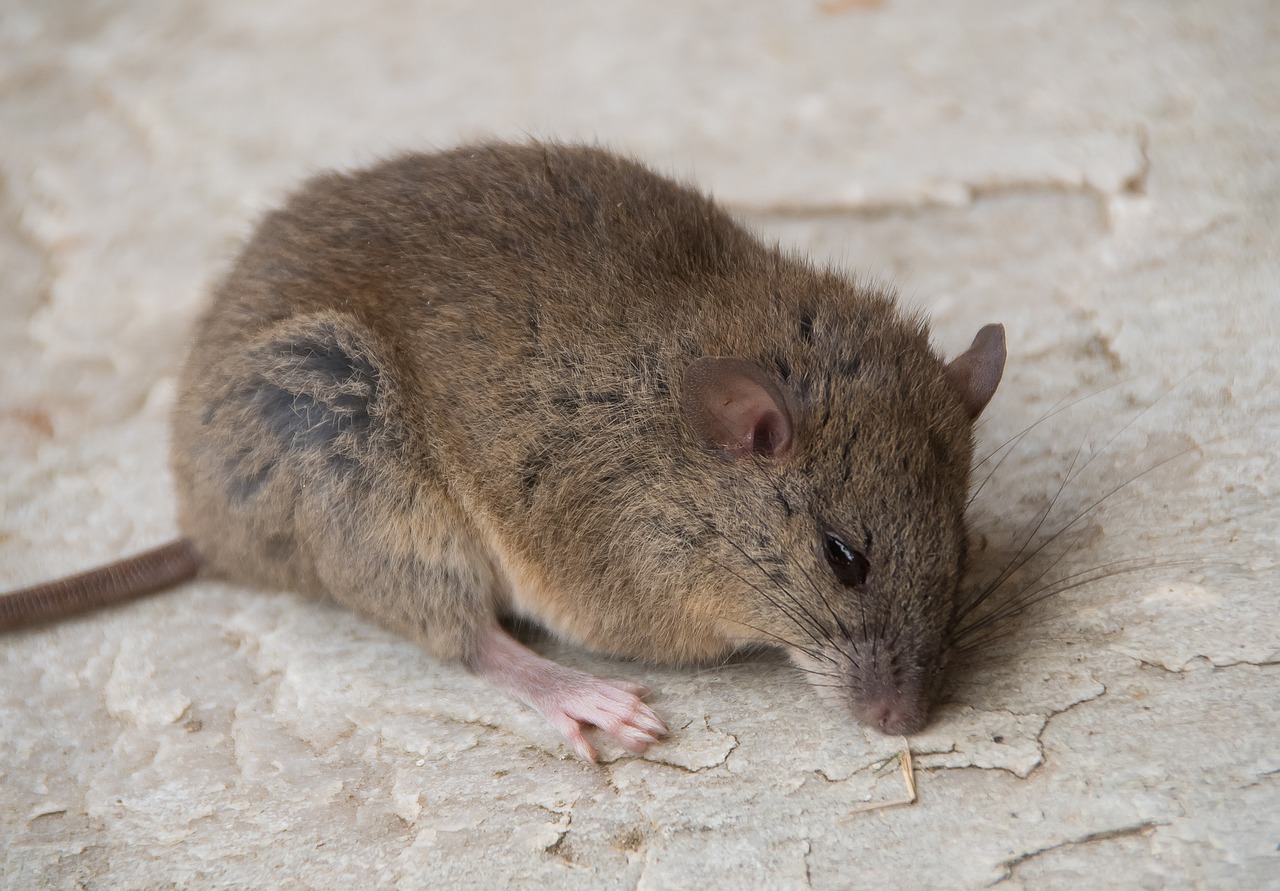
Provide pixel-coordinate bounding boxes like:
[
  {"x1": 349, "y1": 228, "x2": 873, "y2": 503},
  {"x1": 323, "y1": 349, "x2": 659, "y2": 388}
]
[{"x1": 823, "y1": 532, "x2": 870, "y2": 588}]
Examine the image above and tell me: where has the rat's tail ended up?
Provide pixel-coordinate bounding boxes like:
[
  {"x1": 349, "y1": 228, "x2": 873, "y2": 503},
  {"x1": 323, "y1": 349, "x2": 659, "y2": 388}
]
[{"x1": 0, "y1": 539, "x2": 202, "y2": 632}]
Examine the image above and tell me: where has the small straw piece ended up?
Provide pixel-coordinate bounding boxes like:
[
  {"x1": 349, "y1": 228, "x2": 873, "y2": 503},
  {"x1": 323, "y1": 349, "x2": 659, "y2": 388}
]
[{"x1": 846, "y1": 742, "x2": 918, "y2": 816}]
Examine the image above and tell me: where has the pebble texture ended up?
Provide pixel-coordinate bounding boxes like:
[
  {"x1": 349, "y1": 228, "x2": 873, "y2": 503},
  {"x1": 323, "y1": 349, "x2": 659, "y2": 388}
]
[{"x1": 1, "y1": 1, "x2": 1277, "y2": 888}]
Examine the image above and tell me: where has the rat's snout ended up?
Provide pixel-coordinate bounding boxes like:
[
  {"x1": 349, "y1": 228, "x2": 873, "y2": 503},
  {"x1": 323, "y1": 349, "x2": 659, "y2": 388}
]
[
  {"x1": 848, "y1": 674, "x2": 930, "y2": 736},
  {"x1": 840, "y1": 642, "x2": 937, "y2": 736}
]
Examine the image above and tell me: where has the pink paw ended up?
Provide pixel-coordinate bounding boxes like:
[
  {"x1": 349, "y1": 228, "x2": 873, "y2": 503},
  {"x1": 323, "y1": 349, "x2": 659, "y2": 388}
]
[
  {"x1": 536, "y1": 676, "x2": 668, "y2": 762},
  {"x1": 472, "y1": 625, "x2": 669, "y2": 762}
]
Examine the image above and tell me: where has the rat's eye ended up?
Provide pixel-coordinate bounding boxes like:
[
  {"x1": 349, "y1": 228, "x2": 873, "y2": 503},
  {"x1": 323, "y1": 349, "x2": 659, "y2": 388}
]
[{"x1": 823, "y1": 532, "x2": 870, "y2": 588}]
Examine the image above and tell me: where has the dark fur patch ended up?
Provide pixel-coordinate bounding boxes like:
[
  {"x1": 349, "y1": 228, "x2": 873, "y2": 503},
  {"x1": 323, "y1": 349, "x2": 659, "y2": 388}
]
[
  {"x1": 624, "y1": 346, "x2": 668, "y2": 398},
  {"x1": 527, "y1": 301, "x2": 542, "y2": 340},
  {"x1": 791, "y1": 373, "x2": 813, "y2": 403},
  {"x1": 553, "y1": 352, "x2": 583, "y2": 374},
  {"x1": 927, "y1": 430, "x2": 951, "y2": 467},
  {"x1": 201, "y1": 393, "x2": 225, "y2": 426},
  {"x1": 776, "y1": 491, "x2": 794, "y2": 518},
  {"x1": 254, "y1": 387, "x2": 352, "y2": 449},
  {"x1": 275, "y1": 330, "x2": 378, "y2": 392},
  {"x1": 224, "y1": 448, "x2": 276, "y2": 504},
  {"x1": 264, "y1": 533, "x2": 296, "y2": 560},
  {"x1": 520, "y1": 449, "x2": 552, "y2": 503},
  {"x1": 771, "y1": 350, "x2": 792, "y2": 382},
  {"x1": 624, "y1": 346, "x2": 660, "y2": 378},
  {"x1": 839, "y1": 356, "x2": 863, "y2": 378},
  {"x1": 550, "y1": 390, "x2": 582, "y2": 415},
  {"x1": 840, "y1": 435, "x2": 860, "y2": 480},
  {"x1": 230, "y1": 323, "x2": 386, "y2": 501},
  {"x1": 488, "y1": 230, "x2": 534, "y2": 260},
  {"x1": 583, "y1": 389, "x2": 626, "y2": 406},
  {"x1": 798, "y1": 310, "x2": 815, "y2": 344}
]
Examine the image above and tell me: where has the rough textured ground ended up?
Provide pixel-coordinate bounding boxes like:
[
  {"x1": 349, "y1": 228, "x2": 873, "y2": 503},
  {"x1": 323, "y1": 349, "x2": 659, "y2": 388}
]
[{"x1": 1, "y1": 1, "x2": 1277, "y2": 888}]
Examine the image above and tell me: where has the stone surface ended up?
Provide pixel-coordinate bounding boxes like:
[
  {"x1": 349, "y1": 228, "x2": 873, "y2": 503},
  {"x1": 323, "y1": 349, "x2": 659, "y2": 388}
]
[{"x1": 1, "y1": 1, "x2": 1277, "y2": 888}]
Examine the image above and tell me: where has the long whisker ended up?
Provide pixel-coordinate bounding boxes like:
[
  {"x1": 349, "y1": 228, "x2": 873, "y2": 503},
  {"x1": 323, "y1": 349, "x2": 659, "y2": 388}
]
[
  {"x1": 953, "y1": 365, "x2": 1219, "y2": 658},
  {"x1": 971, "y1": 378, "x2": 1133, "y2": 471},
  {"x1": 721, "y1": 613, "x2": 833, "y2": 665},
  {"x1": 951, "y1": 558, "x2": 1239, "y2": 656},
  {"x1": 954, "y1": 554, "x2": 1180, "y2": 642},
  {"x1": 677, "y1": 498, "x2": 835, "y2": 650},
  {"x1": 1060, "y1": 364, "x2": 1204, "y2": 494},
  {"x1": 957, "y1": 430, "x2": 1204, "y2": 631},
  {"x1": 955, "y1": 423, "x2": 1094, "y2": 626},
  {"x1": 702, "y1": 481, "x2": 839, "y2": 647},
  {"x1": 964, "y1": 365, "x2": 1206, "y2": 610},
  {"x1": 703, "y1": 553, "x2": 833, "y2": 663},
  {"x1": 964, "y1": 524, "x2": 1090, "y2": 625}
]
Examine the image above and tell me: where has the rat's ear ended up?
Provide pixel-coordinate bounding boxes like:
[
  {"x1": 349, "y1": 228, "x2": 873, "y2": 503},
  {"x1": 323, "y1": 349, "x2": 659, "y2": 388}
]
[
  {"x1": 682, "y1": 357, "x2": 794, "y2": 459},
  {"x1": 946, "y1": 323, "x2": 1006, "y2": 419}
]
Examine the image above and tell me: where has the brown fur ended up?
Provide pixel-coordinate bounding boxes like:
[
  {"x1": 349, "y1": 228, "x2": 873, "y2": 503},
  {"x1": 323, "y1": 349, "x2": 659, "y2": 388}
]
[{"x1": 171, "y1": 142, "x2": 1001, "y2": 732}]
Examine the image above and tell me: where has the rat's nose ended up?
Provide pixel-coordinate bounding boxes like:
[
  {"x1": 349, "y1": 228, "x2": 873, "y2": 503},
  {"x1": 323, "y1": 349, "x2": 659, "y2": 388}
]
[
  {"x1": 850, "y1": 678, "x2": 930, "y2": 736},
  {"x1": 869, "y1": 696, "x2": 928, "y2": 735}
]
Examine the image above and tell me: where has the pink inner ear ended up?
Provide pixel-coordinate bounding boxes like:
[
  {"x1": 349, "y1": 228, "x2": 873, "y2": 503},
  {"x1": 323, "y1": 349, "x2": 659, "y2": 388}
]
[
  {"x1": 750, "y1": 408, "x2": 789, "y2": 455},
  {"x1": 683, "y1": 357, "x2": 794, "y2": 459}
]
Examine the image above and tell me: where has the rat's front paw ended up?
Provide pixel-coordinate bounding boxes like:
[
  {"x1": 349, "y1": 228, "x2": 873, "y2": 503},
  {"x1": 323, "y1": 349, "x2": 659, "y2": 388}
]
[
  {"x1": 472, "y1": 625, "x2": 668, "y2": 762},
  {"x1": 537, "y1": 676, "x2": 668, "y2": 762}
]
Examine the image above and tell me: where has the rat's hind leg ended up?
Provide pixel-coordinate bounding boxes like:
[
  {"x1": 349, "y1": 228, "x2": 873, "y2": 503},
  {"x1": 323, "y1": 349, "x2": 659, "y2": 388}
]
[{"x1": 175, "y1": 309, "x2": 501, "y2": 660}]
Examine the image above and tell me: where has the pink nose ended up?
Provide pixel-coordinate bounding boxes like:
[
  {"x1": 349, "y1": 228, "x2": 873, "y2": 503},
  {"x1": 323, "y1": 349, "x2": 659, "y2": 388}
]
[
  {"x1": 870, "y1": 698, "x2": 928, "y2": 735},
  {"x1": 852, "y1": 681, "x2": 930, "y2": 735}
]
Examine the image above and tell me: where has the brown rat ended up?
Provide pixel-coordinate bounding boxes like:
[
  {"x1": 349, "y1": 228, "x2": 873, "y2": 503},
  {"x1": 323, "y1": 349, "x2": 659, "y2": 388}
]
[{"x1": 2, "y1": 142, "x2": 1005, "y2": 761}]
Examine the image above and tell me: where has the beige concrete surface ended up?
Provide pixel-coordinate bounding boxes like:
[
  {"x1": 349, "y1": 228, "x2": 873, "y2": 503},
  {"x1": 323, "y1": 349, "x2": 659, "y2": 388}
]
[{"x1": 1, "y1": 1, "x2": 1277, "y2": 887}]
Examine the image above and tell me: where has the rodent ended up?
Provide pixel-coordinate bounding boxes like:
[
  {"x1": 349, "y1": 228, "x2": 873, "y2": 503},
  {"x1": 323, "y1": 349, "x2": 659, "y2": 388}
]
[{"x1": 1, "y1": 142, "x2": 1005, "y2": 761}]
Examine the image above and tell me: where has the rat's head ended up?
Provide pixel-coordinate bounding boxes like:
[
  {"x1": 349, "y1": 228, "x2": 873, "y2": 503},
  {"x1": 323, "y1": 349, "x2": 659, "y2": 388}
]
[{"x1": 680, "y1": 317, "x2": 1005, "y2": 735}]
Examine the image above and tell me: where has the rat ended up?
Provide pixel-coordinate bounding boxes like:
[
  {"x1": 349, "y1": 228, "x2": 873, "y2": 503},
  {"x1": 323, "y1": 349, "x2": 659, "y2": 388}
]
[{"x1": 1, "y1": 142, "x2": 1005, "y2": 762}]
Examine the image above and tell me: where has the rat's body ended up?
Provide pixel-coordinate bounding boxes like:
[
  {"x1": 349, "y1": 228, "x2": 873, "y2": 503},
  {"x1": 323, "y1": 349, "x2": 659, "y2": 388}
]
[{"x1": 8, "y1": 143, "x2": 1005, "y2": 759}]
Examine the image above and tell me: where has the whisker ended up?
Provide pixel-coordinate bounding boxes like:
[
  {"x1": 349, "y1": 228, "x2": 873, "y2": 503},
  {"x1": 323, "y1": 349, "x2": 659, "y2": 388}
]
[
  {"x1": 963, "y1": 366, "x2": 1206, "y2": 615},
  {"x1": 954, "y1": 554, "x2": 1183, "y2": 642},
  {"x1": 953, "y1": 527, "x2": 1091, "y2": 636},
  {"x1": 972, "y1": 378, "x2": 1132, "y2": 471},
  {"x1": 953, "y1": 364, "x2": 1221, "y2": 661},
  {"x1": 958, "y1": 433, "x2": 1204, "y2": 630},
  {"x1": 704, "y1": 562, "x2": 834, "y2": 664},
  {"x1": 955, "y1": 423, "x2": 1095, "y2": 626},
  {"x1": 675, "y1": 496, "x2": 833, "y2": 647},
  {"x1": 950, "y1": 558, "x2": 1233, "y2": 655},
  {"x1": 755, "y1": 463, "x2": 864, "y2": 651},
  {"x1": 965, "y1": 377, "x2": 1143, "y2": 513},
  {"x1": 1060, "y1": 364, "x2": 1203, "y2": 495}
]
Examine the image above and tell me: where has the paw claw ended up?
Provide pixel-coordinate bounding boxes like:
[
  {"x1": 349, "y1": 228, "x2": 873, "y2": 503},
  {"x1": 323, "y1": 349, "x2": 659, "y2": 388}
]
[
  {"x1": 571, "y1": 733, "x2": 598, "y2": 763},
  {"x1": 552, "y1": 679, "x2": 667, "y2": 760},
  {"x1": 472, "y1": 627, "x2": 667, "y2": 763}
]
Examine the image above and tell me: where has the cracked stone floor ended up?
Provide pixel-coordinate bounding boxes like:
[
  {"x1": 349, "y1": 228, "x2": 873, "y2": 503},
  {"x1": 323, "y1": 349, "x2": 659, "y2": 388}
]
[{"x1": 1, "y1": 1, "x2": 1277, "y2": 888}]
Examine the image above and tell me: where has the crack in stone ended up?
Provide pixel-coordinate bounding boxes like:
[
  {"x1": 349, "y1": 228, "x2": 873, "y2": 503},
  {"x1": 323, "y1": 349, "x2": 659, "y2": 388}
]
[
  {"x1": 631, "y1": 716, "x2": 738, "y2": 773},
  {"x1": 916, "y1": 762, "x2": 1029, "y2": 781},
  {"x1": 1023, "y1": 683, "x2": 1108, "y2": 778},
  {"x1": 738, "y1": 177, "x2": 1117, "y2": 222},
  {"x1": 1121, "y1": 125, "x2": 1151, "y2": 196},
  {"x1": 1130, "y1": 655, "x2": 1280, "y2": 675},
  {"x1": 1218, "y1": 659, "x2": 1280, "y2": 669},
  {"x1": 991, "y1": 820, "x2": 1166, "y2": 885}
]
